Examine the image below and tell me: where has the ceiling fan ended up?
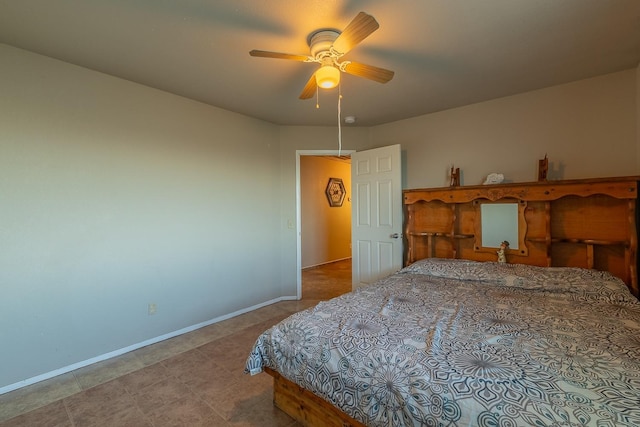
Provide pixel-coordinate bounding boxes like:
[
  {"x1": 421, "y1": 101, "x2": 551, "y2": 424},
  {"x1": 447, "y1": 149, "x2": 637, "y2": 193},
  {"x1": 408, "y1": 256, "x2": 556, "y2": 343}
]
[{"x1": 249, "y1": 12, "x2": 394, "y2": 99}]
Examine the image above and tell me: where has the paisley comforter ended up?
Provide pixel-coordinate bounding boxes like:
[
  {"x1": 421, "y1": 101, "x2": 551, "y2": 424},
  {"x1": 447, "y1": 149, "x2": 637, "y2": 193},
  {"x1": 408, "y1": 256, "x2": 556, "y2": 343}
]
[{"x1": 245, "y1": 258, "x2": 640, "y2": 426}]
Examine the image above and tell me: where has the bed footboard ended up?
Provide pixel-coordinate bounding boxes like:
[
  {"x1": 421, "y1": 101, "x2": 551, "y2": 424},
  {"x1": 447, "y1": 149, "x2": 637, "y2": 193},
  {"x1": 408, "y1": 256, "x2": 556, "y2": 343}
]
[{"x1": 264, "y1": 367, "x2": 365, "y2": 427}]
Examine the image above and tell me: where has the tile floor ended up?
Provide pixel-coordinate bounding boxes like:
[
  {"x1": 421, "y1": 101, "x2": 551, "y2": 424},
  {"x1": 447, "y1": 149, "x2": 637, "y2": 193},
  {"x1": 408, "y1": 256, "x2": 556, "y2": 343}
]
[{"x1": 0, "y1": 259, "x2": 352, "y2": 426}]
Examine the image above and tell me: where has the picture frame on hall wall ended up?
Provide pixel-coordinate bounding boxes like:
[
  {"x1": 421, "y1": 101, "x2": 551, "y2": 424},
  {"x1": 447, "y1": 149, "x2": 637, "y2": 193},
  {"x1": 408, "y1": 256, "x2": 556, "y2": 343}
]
[{"x1": 325, "y1": 177, "x2": 346, "y2": 207}]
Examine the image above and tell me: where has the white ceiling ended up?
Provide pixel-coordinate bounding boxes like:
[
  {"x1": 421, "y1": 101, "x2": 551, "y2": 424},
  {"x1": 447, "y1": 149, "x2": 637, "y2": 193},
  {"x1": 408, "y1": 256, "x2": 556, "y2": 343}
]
[{"x1": 1, "y1": 0, "x2": 639, "y2": 127}]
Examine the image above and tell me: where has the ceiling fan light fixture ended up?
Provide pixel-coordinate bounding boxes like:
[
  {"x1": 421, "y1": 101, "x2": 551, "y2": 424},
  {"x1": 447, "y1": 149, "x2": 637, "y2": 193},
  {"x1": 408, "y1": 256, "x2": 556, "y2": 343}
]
[
  {"x1": 316, "y1": 65, "x2": 340, "y2": 89},
  {"x1": 249, "y1": 12, "x2": 393, "y2": 100}
]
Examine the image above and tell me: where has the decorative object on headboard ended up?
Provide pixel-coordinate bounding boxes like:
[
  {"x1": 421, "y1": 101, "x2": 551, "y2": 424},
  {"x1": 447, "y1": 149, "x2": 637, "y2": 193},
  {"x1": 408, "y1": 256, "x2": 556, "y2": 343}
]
[
  {"x1": 483, "y1": 172, "x2": 504, "y2": 185},
  {"x1": 325, "y1": 177, "x2": 346, "y2": 207},
  {"x1": 497, "y1": 240, "x2": 509, "y2": 263},
  {"x1": 403, "y1": 176, "x2": 640, "y2": 296},
  {"x1": 449, "y1": 165, "x2": 460, "y2": 187},
  {"x1": 538, "y1": 154, "x2": 548, "y2": 181}
]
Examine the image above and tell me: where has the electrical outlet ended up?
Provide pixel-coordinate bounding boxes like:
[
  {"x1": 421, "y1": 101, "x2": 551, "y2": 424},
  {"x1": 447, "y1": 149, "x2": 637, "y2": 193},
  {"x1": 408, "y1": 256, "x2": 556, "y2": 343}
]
[
  {"x1": 287, "y1": 219, "x2": 294, "y2": 229},
  {"x1": 148, "y1": 303, "x2": 157, "y2": 315}
]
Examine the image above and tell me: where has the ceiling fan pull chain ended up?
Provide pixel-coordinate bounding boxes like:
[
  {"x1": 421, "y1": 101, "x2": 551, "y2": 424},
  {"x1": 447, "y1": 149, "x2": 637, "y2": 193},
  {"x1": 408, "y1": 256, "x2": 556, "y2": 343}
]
[
  {"x1": 337, "y1": 84, "x2": 342, "y2": 156},
  {"x1": 316, "y1": 86, "x2": 320, "y2": 109}
]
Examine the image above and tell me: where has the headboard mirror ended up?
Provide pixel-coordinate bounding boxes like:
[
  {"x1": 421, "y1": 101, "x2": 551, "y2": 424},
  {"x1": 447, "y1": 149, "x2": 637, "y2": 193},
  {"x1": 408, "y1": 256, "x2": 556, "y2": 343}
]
[{"x1": 473, "y1": 199, "x2": 528, "y2": 256}]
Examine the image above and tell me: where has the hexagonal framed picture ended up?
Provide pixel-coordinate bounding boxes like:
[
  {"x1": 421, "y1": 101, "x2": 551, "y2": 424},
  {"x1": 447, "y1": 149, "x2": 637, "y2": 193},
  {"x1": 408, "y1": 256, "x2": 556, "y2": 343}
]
[{"x1": 325, "y1": 177, "x2": 346, "y2": 207}]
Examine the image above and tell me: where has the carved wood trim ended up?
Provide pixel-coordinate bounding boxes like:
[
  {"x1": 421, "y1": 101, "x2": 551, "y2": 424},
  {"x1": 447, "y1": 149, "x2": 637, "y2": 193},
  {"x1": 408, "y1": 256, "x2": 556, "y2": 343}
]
[{"x1": 404, "y1": 178, "x2": 638, "y2": 204}]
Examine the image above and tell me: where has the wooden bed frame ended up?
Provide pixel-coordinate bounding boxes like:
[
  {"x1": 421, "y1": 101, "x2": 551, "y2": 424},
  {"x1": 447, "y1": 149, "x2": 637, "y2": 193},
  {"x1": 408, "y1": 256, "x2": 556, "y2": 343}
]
[
  {"x1": 265, "y1": 176, "x2": 640, "y2": 426},
  {"x1": 265, "y1": 367, "x2": 366, "y2": 427}
]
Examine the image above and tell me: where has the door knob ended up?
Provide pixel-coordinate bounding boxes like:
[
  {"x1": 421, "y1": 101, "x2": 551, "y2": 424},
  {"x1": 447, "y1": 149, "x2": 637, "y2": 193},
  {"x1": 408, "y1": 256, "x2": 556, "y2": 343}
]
[{"x1": 390, "y1": 233, "x2": 402, "y2": 239}]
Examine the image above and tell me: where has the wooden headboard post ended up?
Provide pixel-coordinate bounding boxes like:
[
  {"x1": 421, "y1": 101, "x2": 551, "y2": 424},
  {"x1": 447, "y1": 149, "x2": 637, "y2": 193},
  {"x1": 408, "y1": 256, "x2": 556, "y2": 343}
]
[{"x1": 403, "y1": 177, "x2": 640, "y2": 297}]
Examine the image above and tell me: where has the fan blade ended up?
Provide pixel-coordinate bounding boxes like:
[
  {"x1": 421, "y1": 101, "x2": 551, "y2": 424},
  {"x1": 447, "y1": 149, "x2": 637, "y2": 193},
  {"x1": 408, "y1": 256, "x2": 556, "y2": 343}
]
[
  {"x1": 331, "y1": 12, "x2": 379, "y2": 55},
  {"x1": 299, "y1": 73, "x2": 318, "y2": 99},
  {"x1": 343, "y1": 62, "x2": 394, "y2": 83},
  {"x1": 249, "y1": 50, "x2": 310, "y2": 62}
]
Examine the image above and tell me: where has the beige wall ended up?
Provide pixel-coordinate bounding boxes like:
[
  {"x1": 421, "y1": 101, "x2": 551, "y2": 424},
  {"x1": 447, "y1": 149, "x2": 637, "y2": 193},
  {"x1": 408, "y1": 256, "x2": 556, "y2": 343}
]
[
  {"x1": 0, "y1": 44, "x2": 281, "y2": 390},
  {"x1": 372, "y1": 70, "x2": 638, "y2": 188},
  {"x1": 300, "y1": 157, "x2": 351, "y2": 268}
]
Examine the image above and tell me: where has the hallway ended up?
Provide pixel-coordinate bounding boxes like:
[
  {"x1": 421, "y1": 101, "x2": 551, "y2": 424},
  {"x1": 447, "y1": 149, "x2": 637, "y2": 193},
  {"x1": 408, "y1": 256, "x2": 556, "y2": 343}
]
[{"x1": 301, "y1": 258, "x2": 352, "y2": 301}]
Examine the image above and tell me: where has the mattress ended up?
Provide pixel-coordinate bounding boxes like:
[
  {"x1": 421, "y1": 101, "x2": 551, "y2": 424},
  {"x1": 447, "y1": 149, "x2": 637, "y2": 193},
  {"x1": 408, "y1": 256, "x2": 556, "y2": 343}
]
[{"x1": 246, "y1": 258, "x2": 640, "y2": 426}]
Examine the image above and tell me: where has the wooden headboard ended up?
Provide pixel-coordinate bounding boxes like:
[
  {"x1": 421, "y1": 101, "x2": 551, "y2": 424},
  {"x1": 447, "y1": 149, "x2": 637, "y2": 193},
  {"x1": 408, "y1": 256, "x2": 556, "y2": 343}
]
[{"x1": 403, "y1": 176, "x2": 639, "y2": 297}]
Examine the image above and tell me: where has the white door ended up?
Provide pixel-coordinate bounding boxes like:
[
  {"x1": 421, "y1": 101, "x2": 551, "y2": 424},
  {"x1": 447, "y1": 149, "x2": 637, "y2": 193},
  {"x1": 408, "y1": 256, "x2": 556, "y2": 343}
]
[{"x1": 351, "y1": 144, "x2": 403, "y2": 289}]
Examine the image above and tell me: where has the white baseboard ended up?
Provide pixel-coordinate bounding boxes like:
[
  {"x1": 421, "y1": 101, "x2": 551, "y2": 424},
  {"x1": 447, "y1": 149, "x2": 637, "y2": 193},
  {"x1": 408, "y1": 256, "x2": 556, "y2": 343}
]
[{"x1": 0, "y1": 296, "x2": 296, "y2": 395}]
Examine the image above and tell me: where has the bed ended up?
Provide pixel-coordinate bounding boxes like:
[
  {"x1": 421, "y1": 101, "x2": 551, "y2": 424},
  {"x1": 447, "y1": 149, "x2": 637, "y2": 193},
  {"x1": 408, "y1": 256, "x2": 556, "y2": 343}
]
[{"x1": 245, "y1": 176, "x2": 640, "y2": 427}]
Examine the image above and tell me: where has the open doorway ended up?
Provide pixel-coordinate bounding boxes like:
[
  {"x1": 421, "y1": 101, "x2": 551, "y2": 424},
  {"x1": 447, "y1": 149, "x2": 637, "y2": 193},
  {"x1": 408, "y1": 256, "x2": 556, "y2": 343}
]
[{"x1": 296, "y1": 151, "x2": 354, "y2": 300}]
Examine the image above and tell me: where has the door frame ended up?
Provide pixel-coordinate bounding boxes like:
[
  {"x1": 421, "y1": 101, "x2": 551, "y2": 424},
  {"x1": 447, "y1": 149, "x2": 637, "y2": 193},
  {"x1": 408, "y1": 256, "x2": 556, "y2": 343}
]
[{"x1": 295, "y1": 149, "x2": 355, "y2": 299}]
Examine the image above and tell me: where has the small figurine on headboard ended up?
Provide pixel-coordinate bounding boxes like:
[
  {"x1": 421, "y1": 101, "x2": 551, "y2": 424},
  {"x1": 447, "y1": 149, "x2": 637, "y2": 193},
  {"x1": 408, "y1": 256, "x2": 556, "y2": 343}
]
[
  {"x1": 497, "y1": 241, "x2": 509, "y2": 263},
  {"x1": 538, "y1": 154, "x2": 548, "y2": 181},
  {"x1": 449, "y1": 165, "x2": 460, "y2": 187}
]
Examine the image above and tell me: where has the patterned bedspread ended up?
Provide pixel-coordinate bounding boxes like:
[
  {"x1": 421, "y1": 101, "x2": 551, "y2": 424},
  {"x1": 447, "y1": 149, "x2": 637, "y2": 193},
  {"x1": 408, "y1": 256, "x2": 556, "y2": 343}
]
[{"x1": 245, "y1": 259, "x2": 640, "y2": 426}]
